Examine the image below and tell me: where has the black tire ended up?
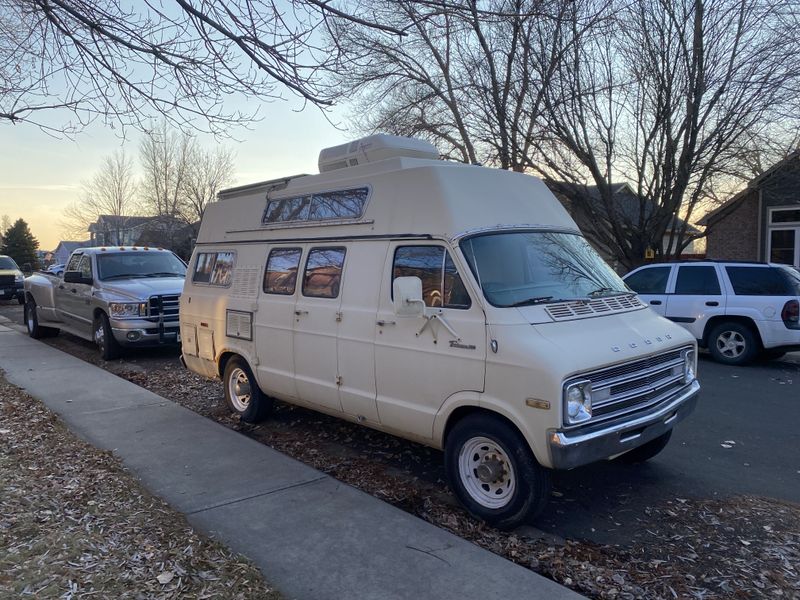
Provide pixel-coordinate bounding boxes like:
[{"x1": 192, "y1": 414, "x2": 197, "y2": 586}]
[
  {"x1": 707, "y1": 322, "x2": 759, "y2": 365},
  {"x1": 94, "y1": 312, "x2": 121, "y2": 361},
  {"x1": 616, "y1": 430, "x2": 672, "y2": 464},
  {"x1": 223, "y1": 356, "x2": 273, "y2": 423},
  {"x1": 24, "y1": 298, "x2": 58, "y2": 339},
  {"x1": 444, "y1": 413, "x2": 551, "y2": 530},
  {"x1": 17, "y1": 294, "x2": 25, "y2": 305}
]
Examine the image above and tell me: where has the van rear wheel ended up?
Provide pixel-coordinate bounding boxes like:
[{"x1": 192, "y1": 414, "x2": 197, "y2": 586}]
[
  {"x1": 444, "y1": 413, "x2": 551, "y2": 530},
  {"x1": 223, "y1": 357, "x2": 273, "y2": 423}
]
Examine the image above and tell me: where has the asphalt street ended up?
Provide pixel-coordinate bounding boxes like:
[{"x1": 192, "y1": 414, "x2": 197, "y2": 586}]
[{"x1": 2, "y1": 299, "x2": 798, "y2": 546}]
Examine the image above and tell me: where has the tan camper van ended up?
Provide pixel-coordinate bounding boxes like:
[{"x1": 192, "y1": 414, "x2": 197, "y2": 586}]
[{"x1": 180, "y1": 134, "x2": 700, "y2": 528}]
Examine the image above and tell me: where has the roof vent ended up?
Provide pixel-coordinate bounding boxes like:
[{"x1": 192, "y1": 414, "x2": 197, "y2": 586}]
[{"x1": 318, "y1": 134, "x2": 439, "y2": 173}]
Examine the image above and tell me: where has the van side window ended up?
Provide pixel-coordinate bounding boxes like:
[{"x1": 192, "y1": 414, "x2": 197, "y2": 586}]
[
  {"x1": 302, "y1": 248, "x2": 346, "y2": 298},
  {"x1": 393, "y1": 246, "x2": 471, "y2": 309},
  {"x1": 262, "y1": 188, "x2": 369, "y2": 224},
  {"x1": 264, "y1": 248, "x2": 302, "y2": 294},
  {"x1": 193, "y1": 251, "x2": 236, "y2": 286}
]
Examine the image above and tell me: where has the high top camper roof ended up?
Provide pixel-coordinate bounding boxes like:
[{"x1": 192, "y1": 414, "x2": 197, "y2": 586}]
[{"x1": 201, "y1": 135, "x2": 578, "y2": 245}]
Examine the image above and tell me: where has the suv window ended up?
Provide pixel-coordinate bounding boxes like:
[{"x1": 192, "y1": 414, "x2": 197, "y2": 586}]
[
  {"x1": 393, "y1": 246, "x2": 471, "y2": 309},
  {"x1": 674, "y1": 266, "x2": 721, "y2": 295},
  {"x1": 264, "y1": 248, "x2": 302, "y2": 295},
  {"x1": 726, "y1": 266, "x2": 793, "y2": 296},
  {"x1": 625, "y1": 266, "x2": 671, "y2": 294}
]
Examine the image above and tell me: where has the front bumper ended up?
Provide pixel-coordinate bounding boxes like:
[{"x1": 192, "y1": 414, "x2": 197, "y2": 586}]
[
  {"x1": 547, "y1": 379, "x2": 700, "y2": 470},
  {"x1": 111, "y1": 317, "x2": 180, "y2": 347},
  {"x1": 1, "y1": 283, "x2": 23, "y2": 299}
]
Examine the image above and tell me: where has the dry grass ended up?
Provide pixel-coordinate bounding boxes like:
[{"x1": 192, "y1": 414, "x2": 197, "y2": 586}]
[{"x1": 0, "y1": 374, "x2": 282, "y2": 600}]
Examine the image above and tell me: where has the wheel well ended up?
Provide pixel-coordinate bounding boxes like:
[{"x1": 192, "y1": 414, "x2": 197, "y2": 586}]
[
  {"x1": 702, "y1": 315, "x2": 763, "y2": 349},
  {"x1": 442, "y1": 406, "x2": 525, "y2": 448},
  {"x1": 218, "y1": 351, "x2": 237, "y2": 378},
  {"x1": 92, "y1": 308, "x2": 105, "y2": 322}
]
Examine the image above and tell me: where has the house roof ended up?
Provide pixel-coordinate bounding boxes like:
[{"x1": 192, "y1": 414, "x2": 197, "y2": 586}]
[
  {"x1": 698, "y1": 149, "x2": 800, "y2": 225},
  {"x1": 53, "y1": 240, "x2": 91, "y2": 254},
  {"x1": 547, "y1": 181, "x2": 701, "y2": 235}
]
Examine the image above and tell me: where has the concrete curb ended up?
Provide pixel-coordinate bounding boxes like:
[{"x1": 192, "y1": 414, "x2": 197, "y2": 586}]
[{"x1": 0, "y1": 324, "x2": 584, "y2": 600}]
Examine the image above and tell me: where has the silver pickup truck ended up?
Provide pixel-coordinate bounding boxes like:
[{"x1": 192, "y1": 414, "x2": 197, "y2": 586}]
[{"x1": 24, "y1": 246, "x2": 186, "y2": 359}]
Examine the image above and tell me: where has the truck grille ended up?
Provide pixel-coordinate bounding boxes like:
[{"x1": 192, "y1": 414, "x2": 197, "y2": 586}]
[
  {"x1": 0, "y1": 275, "x2": 14, "y2": 286},
  {"x1": 565, "y1": 347, "x2": 691, "y2": 426},
  {"x1": 147, "y1": 294, "x2": 180, "y2": 323}
]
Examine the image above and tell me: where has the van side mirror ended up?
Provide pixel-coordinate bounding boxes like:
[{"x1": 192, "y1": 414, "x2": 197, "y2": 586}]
[
  {"x1": 63, "y1": 271, "x2": 93, "y2": 285},
  {"x1": 393, "y1": 276, "x2": 425, "y2": 317}
]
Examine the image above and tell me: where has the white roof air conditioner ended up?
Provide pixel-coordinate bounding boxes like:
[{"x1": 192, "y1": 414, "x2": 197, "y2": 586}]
[{"x1": 318, "y1": 134, "x2": 439, "y2": 173}]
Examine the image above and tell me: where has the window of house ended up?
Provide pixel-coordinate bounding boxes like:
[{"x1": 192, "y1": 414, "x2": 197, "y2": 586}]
[
  {"x1": 264, "y1": 248, "x2": 302, "y2": 294},
  {"x1": 674, "y1": 266, "x2": 720, "y2": 295},
  {"x1": 302, "y1": 248, "x2": 346, "y2": 298},
  {"x1": 262, "y1": 187, "x2": 369, "y2": 225},
  {"x1": 392, "y1": 246, "x2": 471, "y2": 309},
  {"x1": 770, "y1": 209, "x2": 800, "y2": 224},
  {"x1": 193, "y1": 251, "x2": 236, "y2": 286},
  {"x1": 624, "y1": 266, "x2": 671, "y2": 294}
]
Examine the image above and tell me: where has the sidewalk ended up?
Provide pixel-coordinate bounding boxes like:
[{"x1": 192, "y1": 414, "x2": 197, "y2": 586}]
[{"x1": 0, "y1": 323, "x2": 583, "y2": 600}]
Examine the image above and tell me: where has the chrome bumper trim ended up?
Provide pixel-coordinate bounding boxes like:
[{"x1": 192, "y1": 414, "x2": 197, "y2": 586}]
[{"x1": 547, "y1": 380, "x2": 700, "y2": 470}]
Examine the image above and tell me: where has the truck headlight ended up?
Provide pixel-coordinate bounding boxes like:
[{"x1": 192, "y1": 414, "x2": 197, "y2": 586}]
[
  {"x1": 109, "y1": 302, "x2": 147, "y2": 318},
  {"x1": 683, "y1": 348, "x2": 697, "y2": 384},
  {"x1": 15, "y1": 273, "x2": 23, "y2": 282},
  {"x1": 564, "y1": 380, "x2": 592, "y2": 425}
]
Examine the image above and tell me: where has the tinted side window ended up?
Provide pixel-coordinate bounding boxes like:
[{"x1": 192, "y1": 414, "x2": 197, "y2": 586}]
[
  {"x1": 66, "y1": 253, "x2": 82, "y2": 272},
  {"x1": 674, "y1": 266, "x2": 720, "y2": 295},
  {"x1": 264, "y1": 248, "x2": 302, "y2": 294},
  {"x1": 393, "y1": 246, "x2": 471, "y2": 309},
  {"x1": 625, "y1": 267, "x2": 671, "y2": 294},
  {"x1": 726, "y1": 267, "x2": 792, "y2": 296},
  {"x1": 302, "y1": 248, "x2": 346, "y2": 298}
]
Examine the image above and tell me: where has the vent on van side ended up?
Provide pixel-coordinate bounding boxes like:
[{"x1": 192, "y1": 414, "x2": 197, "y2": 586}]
[{"x1": 545, "y1": 295, "x2": 646, "y2": 321}]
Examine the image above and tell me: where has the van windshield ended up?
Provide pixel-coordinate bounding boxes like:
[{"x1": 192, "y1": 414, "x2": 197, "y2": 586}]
[{"x1": 459, "y1": 231, "x2": 630, "y2": 307}]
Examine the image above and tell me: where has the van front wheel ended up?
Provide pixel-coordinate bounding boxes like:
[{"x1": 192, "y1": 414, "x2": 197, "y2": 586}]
[
  {"x1": 444, "y1": 414, "x2": 551, "y2": 530},
  {"x1": 223, "y1": 357, "x2": 273, "y2": 423}
]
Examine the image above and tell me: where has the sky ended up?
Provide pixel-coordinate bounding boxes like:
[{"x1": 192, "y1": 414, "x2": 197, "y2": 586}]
[{"x1": 0, "y1": 100, "x2": 349, "y2": 250}]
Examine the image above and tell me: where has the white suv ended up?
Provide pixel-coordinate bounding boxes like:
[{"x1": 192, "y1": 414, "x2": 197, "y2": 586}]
[{"x1": 624, "y1": 261, "x2": 800, "y2": 365}]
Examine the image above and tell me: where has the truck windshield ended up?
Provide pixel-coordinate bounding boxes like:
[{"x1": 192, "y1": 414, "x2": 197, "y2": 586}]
[
  {"x1": 0, "y1": 257, "x2": 19, "y2": 270},
  {"x1": 460, "y1": 231, "x2": 629, "y2": 307},
  {"x1": 96, "y1": 252, "x2": 187, "y2": 280}
]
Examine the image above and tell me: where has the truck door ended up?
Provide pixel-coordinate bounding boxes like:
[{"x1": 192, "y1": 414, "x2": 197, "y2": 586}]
[
  {"x1": 55, "y1": 252, "x2": 85, "y2": 328},
  {"x1": 374, "y1": 243, "x2": 486, "y2": 440},
  {"x1": 292, "y1": 246, "x2": 346, "y2": 412}
]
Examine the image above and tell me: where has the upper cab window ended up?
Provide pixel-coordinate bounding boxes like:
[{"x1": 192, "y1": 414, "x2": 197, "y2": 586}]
[
  {"x1": 302, "y1": 248, "x2": 346, "y2": 298},
  {"x1": 393, "y1": 246, "x2": 471, "y2": 309},
  {"x1": 625, "y1": 266, "x2": 671, "y2": 294},
  {"x1": 66, "y1": 253, "x2": 82, "y2": 272},
  {"x1": 674, "y1": 266, "x2": 721, "y2": 295},
  {"x1": 77, "y1": 255, "x2": 92, "y2": 279},
  {"x1": 262, "y1": 188, "x2": 369, "y2": 225}
]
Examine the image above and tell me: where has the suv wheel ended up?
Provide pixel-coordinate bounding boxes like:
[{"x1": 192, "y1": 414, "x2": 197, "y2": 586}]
[{"x1": 708, "y1": 322, "x2": 758, "y2": 365}]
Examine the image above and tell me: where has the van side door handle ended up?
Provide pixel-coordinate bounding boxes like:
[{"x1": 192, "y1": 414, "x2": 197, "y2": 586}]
[
  {"x1": 377, "y1": 320, "x2": 396, "y2": 326},
  {"x1": 294, "y1": 310, "x2": 308, "y2": 316},
  {"x1": 705, "y1": 301, "x2": 719, "y2": 307},
  {"x1": 649, "y1": 300, "x2": 662, "y2": 306}
]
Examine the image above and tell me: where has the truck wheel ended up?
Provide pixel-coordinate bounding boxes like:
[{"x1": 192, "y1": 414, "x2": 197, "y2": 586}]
[
  {"x1": 616, "y1": 430, "x2": 672, "y2": 464},
  {"x1": 94, "y1": 313, "x2": 121, "y2": 360},
  {"x1": 17, "y1": 294, "x2": 25, "y2": 305},
  {"x1": 708, "y1": 322, "x2": 758, "y2": 365},
  {"x1": 24, "y1": 298, "x2": 57, "y2": 339},
  {"x1": 223, "y1": 357, "x2": 273, "y2": 423},
  {"x1": 444, "y1": 413, "x2": 551, "y2": 530}
]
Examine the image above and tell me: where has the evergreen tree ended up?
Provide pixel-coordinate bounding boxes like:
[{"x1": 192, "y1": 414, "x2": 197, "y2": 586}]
[{"x1": 1, "y1": 219, "x2": 39, "y2": 270}]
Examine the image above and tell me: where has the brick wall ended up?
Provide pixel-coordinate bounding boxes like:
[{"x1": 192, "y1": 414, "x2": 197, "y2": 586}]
[{"x1": 705, "y1": 190, "x2": 759, "y2": 260}]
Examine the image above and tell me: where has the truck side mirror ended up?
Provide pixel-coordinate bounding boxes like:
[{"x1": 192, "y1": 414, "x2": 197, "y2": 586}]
[
  {"x1": 393, "y1": 276, "x2": 425, "y2": 317},
  {"x1": 63, "y1": 271, "x2": 93, "y2": 285}
]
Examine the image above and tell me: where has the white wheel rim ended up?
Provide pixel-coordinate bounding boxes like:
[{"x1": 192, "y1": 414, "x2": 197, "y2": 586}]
[
  {"x1": 228, "y1": 367, "x2": 251, "y2": 412},
  {"x1": 717, "y1": 331, "x2": 745, "y2": 358},
  {"x1": 95, "y1": 323, "x2": 104, "y2": 346},
  {"x1": 458, "y1": 436, "x2": 516, "y2": 509},
  {"x1": 27, "y1": 307, "x2": 34, "y2": 332}
]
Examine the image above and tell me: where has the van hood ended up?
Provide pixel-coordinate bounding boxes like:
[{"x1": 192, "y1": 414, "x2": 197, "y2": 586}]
[
  {"x1": 529, "y1": 308, "x2": 695, "y2": 376},
  {"x1": 99, "y1": 277, "x2": 185, "y2": 301}
]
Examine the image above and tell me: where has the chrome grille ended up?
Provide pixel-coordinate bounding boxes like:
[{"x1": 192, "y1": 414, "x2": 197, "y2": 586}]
[
  {"x1": 546, "y1": 295, "x2": 645, "y2": 321},
  {"x1": 566, "y1": 347, "x2": 691, "y2": 426},
  {"x1": 0, "y1": 274, "x2": 14, "y2": 286},
  {"x1": 147, "y1": 294, "x2": 180, "y2": 323}
]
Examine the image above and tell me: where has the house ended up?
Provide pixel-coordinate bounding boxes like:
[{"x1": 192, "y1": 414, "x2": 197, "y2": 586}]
[
  {"x1": 52, "y1": 240, "x2": 91, "y2": 265},
  {"x1": 700, "y1": 150, "x2": 800, "y2": 268},
  {"x1": 547, "y1": 181, "x2": 701, "y2": 270},
  {"x1": 87, "y1": 215, "x2": 197, "y2": 259}
]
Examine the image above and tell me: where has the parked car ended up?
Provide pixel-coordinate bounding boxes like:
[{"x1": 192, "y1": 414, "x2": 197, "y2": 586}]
[
  {"x1": 0, "y1": 255, "x2": 25, "y2": 304},
  {"x1": 45, "y1": 263, "x2": 65, "y2": 277},
  {"x1": 24, "y1": 247, "x2": 186, "y2": 359},
  {"x1": 624, "y1": 260, "x2": 800, "y2": 365},
  {"x1": 180, "y1": 134, "x2": 700, "y2": 529}
]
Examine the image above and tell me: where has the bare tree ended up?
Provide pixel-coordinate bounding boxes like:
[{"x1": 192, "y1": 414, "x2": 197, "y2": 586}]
[
  {"x1": 61, "y1": 150, "x2": 139, "y2": 240},
  {"x1": 180, "y1": 144, "x2": 236, "y2": 224},
  {"x1": 0, "y1": 0, "x2": 402, "y2": 135},
  {"x1": 139, "y1": 123, "x2": 192, "y2": 223}
]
